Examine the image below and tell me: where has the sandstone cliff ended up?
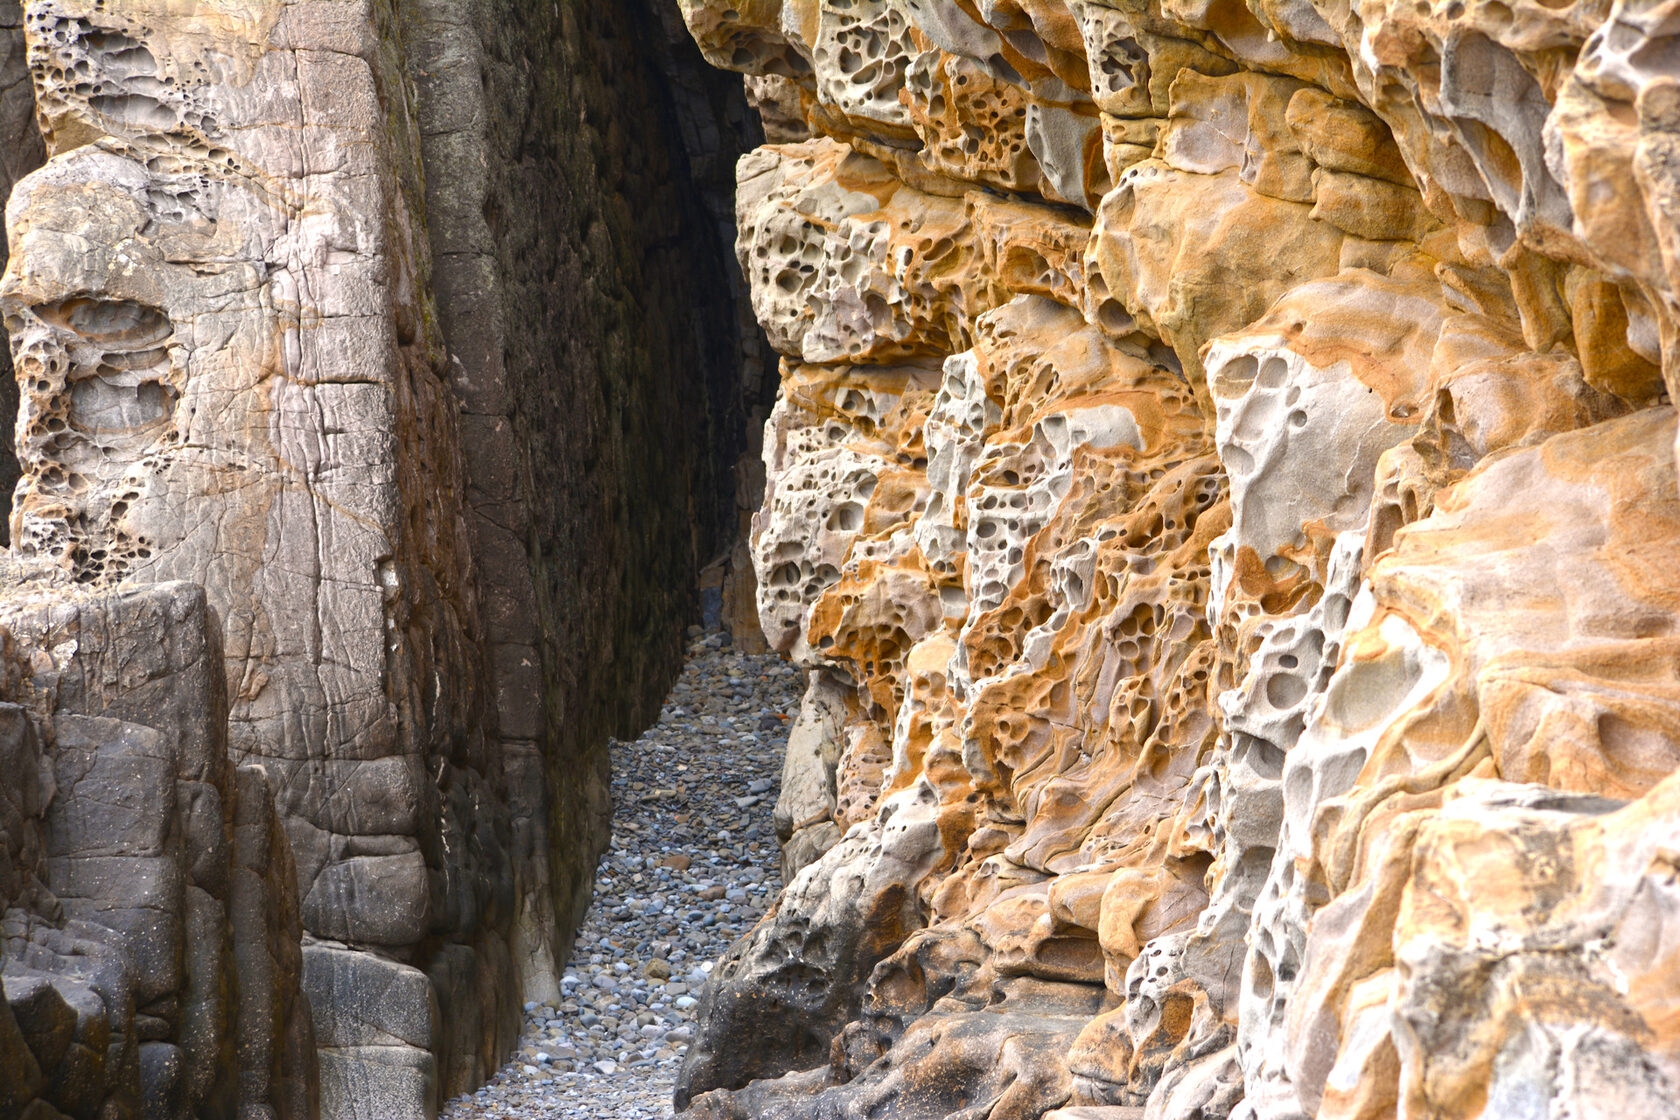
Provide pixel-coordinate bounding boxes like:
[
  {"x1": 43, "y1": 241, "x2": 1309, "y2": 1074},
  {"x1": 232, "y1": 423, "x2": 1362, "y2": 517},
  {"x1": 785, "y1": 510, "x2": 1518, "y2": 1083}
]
[
  {"x1": 0, "y1": 2, "x2": 762, "y2": 1118},
  {"x1": 672, "y1": 2, "x2": 1680, "y2": 1119},
  {"x1": 4, "y1": 0, "x2": 1679, "y2": 1116}
]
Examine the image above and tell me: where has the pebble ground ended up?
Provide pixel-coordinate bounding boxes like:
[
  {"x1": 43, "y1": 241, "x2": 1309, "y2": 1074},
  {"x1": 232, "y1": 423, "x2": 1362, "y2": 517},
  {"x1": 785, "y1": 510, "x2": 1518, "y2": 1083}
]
[{"x1": 440, "y1": 629, "x2": 802, "y2": 1119}]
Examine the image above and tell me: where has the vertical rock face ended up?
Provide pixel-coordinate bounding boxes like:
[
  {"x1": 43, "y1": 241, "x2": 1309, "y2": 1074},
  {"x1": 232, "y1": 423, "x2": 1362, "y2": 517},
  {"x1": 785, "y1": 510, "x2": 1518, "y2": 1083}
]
[
  {"x1": 0, "y1": 1, "x2": 44, "y2": 539},
  {"x1": 397, "y1": 0, "x2": 772, "y2": 1017},
  {"x1": 1, "y1": 6, "x2": 508, "y2": 1114},
  {"x1": 675, "y1": 2, "x2": 1680, "y2": 1119},
  {"x1": 0, "y1": 2, "x2": 761, "y2": 1118},
  {"x1": 0, "y1": 581, "x2": 315, "y2": 1120}
]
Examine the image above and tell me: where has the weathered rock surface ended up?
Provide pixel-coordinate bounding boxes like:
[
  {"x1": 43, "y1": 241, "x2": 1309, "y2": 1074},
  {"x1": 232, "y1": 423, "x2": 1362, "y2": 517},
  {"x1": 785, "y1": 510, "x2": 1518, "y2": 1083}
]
[
  {"x1": 674, "y1": 1, "x2": 1680, "y2": 1117},
  {"x1": 0, "y1": 0, "x2": 44, "y2": 540},
  {"x1": 0, "y1": 1, "x2": 765, "y2": 1118},
  {"x1": 0, "y1": 581, "x2": 315, "y2": 1120},
  {"x1": 6, "y1": 0, "x2": 1680, "y2": 1115}
]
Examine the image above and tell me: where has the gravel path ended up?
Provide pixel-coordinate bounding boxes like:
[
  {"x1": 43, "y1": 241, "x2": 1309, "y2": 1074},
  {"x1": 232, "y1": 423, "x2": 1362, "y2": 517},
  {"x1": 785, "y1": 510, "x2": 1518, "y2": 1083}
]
[{"x1": 440, "y1": 629, "x2": 802, "y2": 1119}]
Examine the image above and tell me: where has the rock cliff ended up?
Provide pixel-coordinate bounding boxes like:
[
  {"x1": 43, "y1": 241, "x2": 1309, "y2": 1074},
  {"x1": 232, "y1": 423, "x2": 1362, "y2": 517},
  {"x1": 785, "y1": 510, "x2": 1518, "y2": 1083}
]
[
  {"x1": 3, "y1": 0, "x2": 1680, "y2": 1117},
  {"x1": 672, "y1": 2, "x2": 1680, "y2": 1119},
  {"x1": 0, "y1": 2, "x2": 763, "y2": 1118}
]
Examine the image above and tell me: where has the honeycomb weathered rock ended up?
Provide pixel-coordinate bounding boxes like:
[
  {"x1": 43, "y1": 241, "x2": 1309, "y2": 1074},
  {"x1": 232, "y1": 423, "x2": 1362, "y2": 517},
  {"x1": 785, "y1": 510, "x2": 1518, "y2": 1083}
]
[{"x1": 676, "y1": 0, "x2": 1680, "y2": 1116}]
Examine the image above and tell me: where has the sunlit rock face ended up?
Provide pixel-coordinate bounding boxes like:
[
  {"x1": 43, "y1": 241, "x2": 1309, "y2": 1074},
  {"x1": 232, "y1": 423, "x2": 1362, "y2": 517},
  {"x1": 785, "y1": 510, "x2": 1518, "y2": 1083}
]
[{"x1": 676, "y1": 1, "x2": 1680, "y2": 1117}]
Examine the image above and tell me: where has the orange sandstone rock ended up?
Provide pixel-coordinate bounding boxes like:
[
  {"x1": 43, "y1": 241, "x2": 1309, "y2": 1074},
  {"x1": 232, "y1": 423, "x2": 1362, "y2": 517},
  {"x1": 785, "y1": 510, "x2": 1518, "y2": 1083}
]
[{"x1": 675, "y1": 0, "x2": 1680, "y2": 1116}]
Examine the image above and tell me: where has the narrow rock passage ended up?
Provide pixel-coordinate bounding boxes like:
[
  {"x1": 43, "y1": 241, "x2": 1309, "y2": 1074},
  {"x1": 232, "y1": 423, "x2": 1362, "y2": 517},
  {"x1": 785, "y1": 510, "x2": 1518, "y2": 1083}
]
[{"x1": 442, "y1": 627, "x2": 803, "y2": 1119}]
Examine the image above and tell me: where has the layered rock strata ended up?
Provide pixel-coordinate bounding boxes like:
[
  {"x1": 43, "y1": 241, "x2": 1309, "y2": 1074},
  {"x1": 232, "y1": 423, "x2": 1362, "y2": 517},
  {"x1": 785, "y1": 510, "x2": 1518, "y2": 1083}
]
[
  {"x1": 0, "y1": 2, "x2": 763, "y2": 1118},
  {"x1": 675, "y1": 2, "x2": 1680, "y2": 1118}
]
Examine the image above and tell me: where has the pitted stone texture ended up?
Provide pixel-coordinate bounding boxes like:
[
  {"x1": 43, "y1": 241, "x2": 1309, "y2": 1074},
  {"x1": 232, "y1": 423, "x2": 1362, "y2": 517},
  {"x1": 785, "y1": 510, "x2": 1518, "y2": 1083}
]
[
  {"x1": 751, "y1": 361, "x2": 939, "y2": 657},
  {"x1": 2, "y1": 1, "x2": 763, "y2": 1118},
  {"x1": 734, "y1": 140, "x2": 959, "y2": 365},
  {"x1": 1238, "y1": 408, "x2": 1680, "y2": 1119},
  {"x1": 0, "y1": 0, "x2": 45, "y2": 541},
  {"x1": 683, "y1": 0, "x2": 1110, "y2": 209},
  {"x1": 681, "y1": 0, "x2": 1680, "y2": 1114},
  {"x1": 734, "y1": 136, "x2": 1098, "y2": 370}
]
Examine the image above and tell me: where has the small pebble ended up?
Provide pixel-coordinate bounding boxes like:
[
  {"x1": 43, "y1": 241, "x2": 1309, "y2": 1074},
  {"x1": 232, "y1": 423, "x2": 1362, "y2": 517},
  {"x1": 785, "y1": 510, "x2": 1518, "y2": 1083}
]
[{"x1": 439, "y1": 630, "x2": 799, "y2": 1119}]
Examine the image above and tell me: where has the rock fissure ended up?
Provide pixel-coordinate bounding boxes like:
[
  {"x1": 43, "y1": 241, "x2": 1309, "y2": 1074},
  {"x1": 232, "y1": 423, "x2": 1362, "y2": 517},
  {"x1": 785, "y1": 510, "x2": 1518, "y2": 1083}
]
[{"x1": 441, "y1": 629, "x2": 801, "y2": 1119}]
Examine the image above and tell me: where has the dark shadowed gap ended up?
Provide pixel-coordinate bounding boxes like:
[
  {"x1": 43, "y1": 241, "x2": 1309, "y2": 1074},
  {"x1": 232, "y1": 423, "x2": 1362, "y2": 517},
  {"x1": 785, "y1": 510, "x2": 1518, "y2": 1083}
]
[
  {"x1": 0, "y1": 340, "x2": 15, "y2": 545},
  {"x1": 399, "y1": 0, "x2": 776, "y2": 1094}
]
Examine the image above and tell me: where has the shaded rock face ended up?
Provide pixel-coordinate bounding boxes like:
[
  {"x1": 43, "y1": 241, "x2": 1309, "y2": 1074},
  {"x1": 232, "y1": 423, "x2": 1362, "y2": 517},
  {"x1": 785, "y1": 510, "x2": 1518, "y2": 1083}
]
[
  {"x1": 673, "y1": 3, "x2": 1680, "y2": 1119},
  {"x1": 399, "y1": 0, "x2": 775, "y2": 1011},
  {"x1": 0, "y1": 1, "x2": 763, "y2": 1118},
  {"x1": 0, "y1": 1, "x2": 45, "y2": 541}
]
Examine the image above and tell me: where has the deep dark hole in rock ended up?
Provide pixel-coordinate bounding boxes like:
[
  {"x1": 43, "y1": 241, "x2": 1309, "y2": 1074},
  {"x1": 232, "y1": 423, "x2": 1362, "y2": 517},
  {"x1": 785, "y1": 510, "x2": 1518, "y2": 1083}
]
[{"x1": 0, "y1": 350, "x2": 16, "y2": 544}]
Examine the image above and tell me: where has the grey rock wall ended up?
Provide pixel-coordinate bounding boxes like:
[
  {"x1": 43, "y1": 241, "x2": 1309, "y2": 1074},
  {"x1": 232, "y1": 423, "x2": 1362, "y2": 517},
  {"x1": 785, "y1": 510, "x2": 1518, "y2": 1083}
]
[
  {"x1": 0, "y1": 580, "x2": 315, "y2": 1120},
  {"x1": 0, "y1": 1, "x2": 764, "y2": 1117},
  {"x1": 396, "y1": 0, "x2": 771, "y2": 1040},
  {"x1": 0, "y1": 1, "x2": 45, "y2": 542}
]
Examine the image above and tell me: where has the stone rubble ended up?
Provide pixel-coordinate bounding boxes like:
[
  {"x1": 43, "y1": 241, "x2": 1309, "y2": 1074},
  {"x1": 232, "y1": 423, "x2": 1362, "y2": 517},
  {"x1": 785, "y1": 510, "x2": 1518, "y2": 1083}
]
[{"x1": 440, "y1": 629, "x2": 803, "y2": 1120}]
